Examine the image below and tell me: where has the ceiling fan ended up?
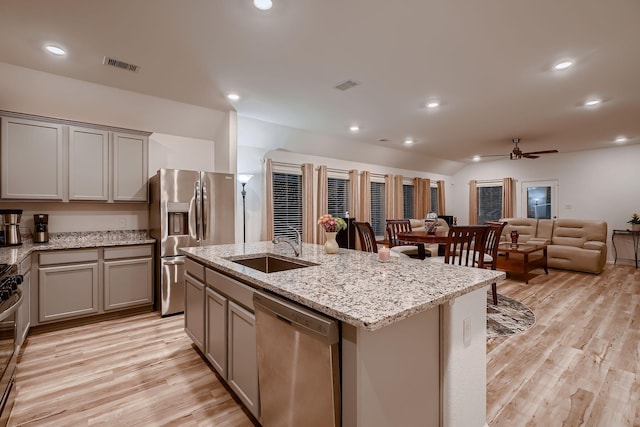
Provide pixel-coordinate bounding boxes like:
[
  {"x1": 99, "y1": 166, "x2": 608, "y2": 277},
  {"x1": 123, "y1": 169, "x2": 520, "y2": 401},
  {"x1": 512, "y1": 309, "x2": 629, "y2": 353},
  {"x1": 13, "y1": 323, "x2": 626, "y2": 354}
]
[
  {"x1": 481, "y1": 138, "x2": 559, "y2": 160},
  {"x1": 509, "y1": 138, "x2": 559, "y2": 159}
]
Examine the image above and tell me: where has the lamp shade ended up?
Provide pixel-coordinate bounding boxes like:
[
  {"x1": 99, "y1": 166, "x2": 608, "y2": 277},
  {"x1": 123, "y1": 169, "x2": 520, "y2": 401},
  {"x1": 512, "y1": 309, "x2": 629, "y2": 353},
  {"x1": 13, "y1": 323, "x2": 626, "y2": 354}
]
[{"x1": 238, "y1": 174, "x2": 254, "y2": 184}]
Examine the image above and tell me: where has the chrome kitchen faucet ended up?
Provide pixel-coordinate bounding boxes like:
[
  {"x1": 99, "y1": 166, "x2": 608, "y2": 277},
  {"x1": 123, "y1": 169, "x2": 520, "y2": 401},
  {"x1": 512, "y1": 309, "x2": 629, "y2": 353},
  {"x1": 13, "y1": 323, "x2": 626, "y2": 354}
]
[{"x1": 272, "y1": 226, "x2": 301, "y2": 257}]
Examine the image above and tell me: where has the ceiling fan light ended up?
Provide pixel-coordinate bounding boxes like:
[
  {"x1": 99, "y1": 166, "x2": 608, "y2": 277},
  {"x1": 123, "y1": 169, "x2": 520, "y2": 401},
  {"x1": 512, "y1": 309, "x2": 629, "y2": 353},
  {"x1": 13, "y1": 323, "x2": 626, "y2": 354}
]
[{"x1": 254, "y1": 0, "x2": 272, "y2": 10}]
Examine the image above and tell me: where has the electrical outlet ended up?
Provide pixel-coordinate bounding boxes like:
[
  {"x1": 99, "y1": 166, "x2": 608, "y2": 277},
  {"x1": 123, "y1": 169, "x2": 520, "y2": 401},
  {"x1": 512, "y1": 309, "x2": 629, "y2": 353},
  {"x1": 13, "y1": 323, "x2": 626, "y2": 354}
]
[{"x1": 118, "y1": 217, "x2": 127, "y2": 229}]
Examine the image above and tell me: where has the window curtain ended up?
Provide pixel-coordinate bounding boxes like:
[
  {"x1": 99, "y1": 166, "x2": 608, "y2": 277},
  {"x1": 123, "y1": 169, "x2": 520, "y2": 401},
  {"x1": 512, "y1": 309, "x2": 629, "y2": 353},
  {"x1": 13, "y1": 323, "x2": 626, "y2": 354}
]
[
  {"x1": 359, "y1": 171, "x2": 371, "y2": 222},
  {"x1": 265, "y1": 158, "x2": 274, "y2": 241},
  {"x1": 301, "y1": 163, "x2": 314, "y2": 243},
  {"x1": 348, "y1": 169, "x2": 359, "y2": 220},
  {"x1": 437, "y1": 180, "x2": 446, "y2": 215},
  {"x1": 502, "y1": 177, "x2": 514, "y2": 219},
  {"x1": 393, "y1": 175, "x2": 404, "y2": 218},
  {"x1": 317, "y1": 166, "x2": 328, "y2": 244},
  {"x1": 413, "y1": 178, "x2": 431, "y2": 218},
  {"x1": 385, "y1": 174, "x2": 394, "y2": 221},
  {"x1": 469, "y1": 180, "x2": 478, "y2": 225}
]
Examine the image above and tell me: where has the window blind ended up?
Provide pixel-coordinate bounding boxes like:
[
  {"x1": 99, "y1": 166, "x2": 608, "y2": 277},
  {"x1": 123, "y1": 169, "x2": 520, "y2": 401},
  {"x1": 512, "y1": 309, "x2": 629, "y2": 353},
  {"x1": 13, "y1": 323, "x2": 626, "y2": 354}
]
[
  {"x1": 328, "y1": 177, "x2": 349, "y2": 218},
  {"x1": 370, "y1": 181, "x2": 386, "y2": 237},
  {"x1": 403, "y1": 184, "x2": 414, "y2": 219},
  {"x1": 478, "y1": 186, "x2": 502, "y2": 224},
  {"x1": 430, "y1": 187, "x2": 439, "y2": 214},
  {"x1": 272, "y1": 172, "x2": 302, "y2": 239}
]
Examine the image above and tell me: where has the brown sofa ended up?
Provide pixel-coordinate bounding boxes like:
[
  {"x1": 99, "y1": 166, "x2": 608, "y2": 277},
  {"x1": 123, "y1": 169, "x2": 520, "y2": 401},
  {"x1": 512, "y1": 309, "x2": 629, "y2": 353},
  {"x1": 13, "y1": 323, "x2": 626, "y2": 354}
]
[{"x1": 500, "y1": 218, "x2": 608, "y2": 274}]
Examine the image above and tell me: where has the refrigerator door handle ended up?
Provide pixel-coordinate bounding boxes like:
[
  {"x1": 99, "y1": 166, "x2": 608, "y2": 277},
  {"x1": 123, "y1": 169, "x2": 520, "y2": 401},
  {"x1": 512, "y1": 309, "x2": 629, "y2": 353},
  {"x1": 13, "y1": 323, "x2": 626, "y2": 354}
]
[
  {"x1": 195, "y1": 180, "x2": 202, "y2": 244},
  {"x1": 202, "y1": 181, "x2": 208, "y2": 241},
  {"x1": 164, "y1": 259, "x2": 185, "y2": 266}
]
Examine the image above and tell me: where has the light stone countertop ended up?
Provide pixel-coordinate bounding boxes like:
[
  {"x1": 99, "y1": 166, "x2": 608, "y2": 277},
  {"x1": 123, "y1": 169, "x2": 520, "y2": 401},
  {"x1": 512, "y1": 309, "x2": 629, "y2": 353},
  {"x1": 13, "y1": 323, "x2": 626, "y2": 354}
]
[
  {"x1": 0, "y1": 230, "x2": 155, "y2": 265},
  {"x1": 180, "y1": 241, "x2": 506, "y2": 331}
]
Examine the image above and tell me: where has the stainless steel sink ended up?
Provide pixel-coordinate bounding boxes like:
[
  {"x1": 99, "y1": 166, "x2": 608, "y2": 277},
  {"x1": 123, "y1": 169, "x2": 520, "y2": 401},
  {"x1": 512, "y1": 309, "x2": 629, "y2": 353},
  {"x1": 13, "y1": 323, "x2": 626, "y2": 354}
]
[{"x1": 228, "y1": 254, "x2": 318, "y2": 273}]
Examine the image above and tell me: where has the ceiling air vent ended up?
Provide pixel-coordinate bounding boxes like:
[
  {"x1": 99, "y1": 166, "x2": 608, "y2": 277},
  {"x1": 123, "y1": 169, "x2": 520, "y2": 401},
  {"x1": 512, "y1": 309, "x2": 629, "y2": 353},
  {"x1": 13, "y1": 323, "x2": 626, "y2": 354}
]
[
  {"x1": 103, "y1": 56, "x2": 140, "y2": 72},
  {"x1": 334, "y1": 80, "x2": 359, "y2": 91}
]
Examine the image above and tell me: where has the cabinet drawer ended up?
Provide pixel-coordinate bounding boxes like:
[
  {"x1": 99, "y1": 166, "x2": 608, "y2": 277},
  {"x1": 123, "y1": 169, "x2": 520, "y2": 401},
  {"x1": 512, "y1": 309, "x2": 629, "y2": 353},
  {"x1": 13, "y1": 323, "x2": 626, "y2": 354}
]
[
  {"x1": 186, "y1": 257, "x2": 205, "y2": 282},
  {"x1": 39, "y1": 249, "x2": 99, "y2": 266},
  {"x1": 206, "y1": 268, "x2": 255, "y2": 311},
  {"x1": 104, "y1": 244, "x2": 153, "y2": 260}
]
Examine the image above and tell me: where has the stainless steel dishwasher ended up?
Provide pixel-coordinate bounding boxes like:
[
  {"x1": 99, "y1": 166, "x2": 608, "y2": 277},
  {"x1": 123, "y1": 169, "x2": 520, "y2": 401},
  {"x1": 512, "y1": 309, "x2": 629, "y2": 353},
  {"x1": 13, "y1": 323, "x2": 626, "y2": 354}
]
[{"x1": 253, "y1": 292, "x2": 341, "y2": 427}]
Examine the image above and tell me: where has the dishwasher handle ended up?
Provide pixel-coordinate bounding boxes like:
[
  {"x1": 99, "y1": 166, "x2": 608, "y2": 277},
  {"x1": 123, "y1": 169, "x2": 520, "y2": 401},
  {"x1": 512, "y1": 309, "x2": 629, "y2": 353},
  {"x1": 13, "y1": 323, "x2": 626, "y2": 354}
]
[{"x1": 254, "y1": 292, "x2": 339, "y2": 345}]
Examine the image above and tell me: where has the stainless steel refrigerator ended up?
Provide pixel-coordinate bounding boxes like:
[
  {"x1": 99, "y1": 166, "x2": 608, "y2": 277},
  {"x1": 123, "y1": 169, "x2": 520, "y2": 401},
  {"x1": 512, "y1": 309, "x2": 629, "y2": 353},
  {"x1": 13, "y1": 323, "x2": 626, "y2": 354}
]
[{"x1": 149, "y1": 169, "x2": 235, "y2": 316}]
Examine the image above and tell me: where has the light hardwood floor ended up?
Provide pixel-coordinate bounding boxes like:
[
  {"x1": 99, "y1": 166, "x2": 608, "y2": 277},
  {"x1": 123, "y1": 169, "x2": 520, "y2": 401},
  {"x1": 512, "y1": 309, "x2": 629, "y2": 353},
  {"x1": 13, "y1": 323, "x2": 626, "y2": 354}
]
[
  {"x1": 8, "y1": 264, "x2": 639, "y2": 426},
  {"x1": 488, "y1": 264, "x2": 640, "y2": 426},
  {"x1": 9, "y1": 311, "x2": 257, "y2": 426}
]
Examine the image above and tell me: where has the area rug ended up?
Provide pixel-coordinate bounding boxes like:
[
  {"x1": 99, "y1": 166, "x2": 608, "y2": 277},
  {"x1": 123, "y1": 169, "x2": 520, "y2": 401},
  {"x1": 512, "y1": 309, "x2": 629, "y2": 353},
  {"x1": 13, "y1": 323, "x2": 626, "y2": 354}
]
[{"x1": 486, "y1": 292, "x2": 536, "y2": 338}]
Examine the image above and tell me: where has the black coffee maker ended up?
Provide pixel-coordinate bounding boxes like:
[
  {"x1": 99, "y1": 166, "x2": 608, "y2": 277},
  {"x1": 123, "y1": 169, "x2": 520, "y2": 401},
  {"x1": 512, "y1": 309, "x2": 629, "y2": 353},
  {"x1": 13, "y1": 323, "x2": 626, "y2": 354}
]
[{"x1": 33, "y1": 214, "x2": 49, "y2": 243}]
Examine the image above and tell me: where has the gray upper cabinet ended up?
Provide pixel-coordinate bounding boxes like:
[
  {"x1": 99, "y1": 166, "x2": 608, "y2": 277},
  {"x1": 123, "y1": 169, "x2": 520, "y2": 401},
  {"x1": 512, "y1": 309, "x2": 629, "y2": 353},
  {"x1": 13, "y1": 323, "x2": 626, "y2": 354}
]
[
  {"x1": 112, "y1": 132, "x2": 148, "y2": 202},
  {"x1": 1, "y1": 116, "x2": 64, "y2": 200},
  {"x1": 1, "y1": 112, "x2": 149, "y2": 202},
  {"x1": 69, "y1": 126, "x2": 109, "y2": 201}
]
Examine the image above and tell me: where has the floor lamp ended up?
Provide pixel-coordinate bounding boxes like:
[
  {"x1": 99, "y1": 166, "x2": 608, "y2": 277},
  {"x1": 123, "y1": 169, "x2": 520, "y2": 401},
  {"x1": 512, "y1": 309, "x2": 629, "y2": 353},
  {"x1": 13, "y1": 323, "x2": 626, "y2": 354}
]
[{"x1": 238, "y1": 174, "x2": 254, "y2": 243}]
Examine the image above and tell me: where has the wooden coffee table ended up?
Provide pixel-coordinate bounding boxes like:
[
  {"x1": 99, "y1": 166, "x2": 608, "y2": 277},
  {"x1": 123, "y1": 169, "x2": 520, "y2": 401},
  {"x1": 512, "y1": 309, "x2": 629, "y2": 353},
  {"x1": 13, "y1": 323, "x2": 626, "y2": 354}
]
[{"x1": 496, "y1": 242, "x2": 548, "y2": 283}]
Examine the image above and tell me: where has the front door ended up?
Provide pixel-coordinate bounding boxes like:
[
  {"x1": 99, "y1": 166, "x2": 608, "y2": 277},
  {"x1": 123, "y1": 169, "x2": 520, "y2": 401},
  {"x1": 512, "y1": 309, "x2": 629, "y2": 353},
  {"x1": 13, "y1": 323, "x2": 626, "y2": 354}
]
[{"x1": 521, "y1": 180, "x2": 558, "y2": 219}]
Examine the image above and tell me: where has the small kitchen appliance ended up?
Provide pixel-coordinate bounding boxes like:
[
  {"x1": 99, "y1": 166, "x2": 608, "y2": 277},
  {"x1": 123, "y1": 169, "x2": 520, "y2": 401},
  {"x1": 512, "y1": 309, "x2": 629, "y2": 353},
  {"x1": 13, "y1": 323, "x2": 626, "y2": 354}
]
[
  {"x1": 33, "y1": 214, "x2": 49, "y2": 243},
  {"x1": 0, "y1": 210, "x2": 23, "y2": 246}
]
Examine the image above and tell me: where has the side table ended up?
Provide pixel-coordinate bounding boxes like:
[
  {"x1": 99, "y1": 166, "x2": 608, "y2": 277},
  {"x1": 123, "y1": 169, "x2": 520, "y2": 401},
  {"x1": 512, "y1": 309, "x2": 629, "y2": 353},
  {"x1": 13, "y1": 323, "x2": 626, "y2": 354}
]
[{"x1": 612, "y1": 229, "x2": 640, "y2": 268}]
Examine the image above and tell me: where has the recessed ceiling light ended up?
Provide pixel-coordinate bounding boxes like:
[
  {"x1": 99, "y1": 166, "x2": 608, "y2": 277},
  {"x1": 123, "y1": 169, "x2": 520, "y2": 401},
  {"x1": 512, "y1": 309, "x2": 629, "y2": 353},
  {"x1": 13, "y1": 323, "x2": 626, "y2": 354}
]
[
  {"x1": 426, "y1": 100, "x2": 440, "y2": 109},
  {"x1": 404, "y1": 138, "x2": 414, "y2": 144},
  {"x1": 584, "y1": 98, "x2": 602, "y2": 107},
  {"x1": 614, "y1": 136, "x2": 628, "y2": 143},
  {"x1": 553, "y1": 60, "x2": 574, "y2": 70},
  {"x1": 349, "y1": 125, "x2": 360, "y2": 132},
  {"x1": 254, "y1": 0, "x2": 272, "y2": 10},
  {"x1": 472, "y1": 155, "x2": 481, "y2": 162},
  {"x1": 45, "y1": 45, "x2": 66, "y2": 56},
  {"x1": 227, "y1": 93, "x2": 240, "y2": 101}
]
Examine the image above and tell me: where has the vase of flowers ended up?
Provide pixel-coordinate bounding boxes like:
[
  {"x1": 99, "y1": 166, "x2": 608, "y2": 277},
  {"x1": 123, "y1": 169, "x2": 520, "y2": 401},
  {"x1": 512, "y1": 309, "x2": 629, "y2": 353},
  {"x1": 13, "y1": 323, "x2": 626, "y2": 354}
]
[
  {"x1": 628, "y1": 213, "x2": 640, "y2": 231},
  {"x1": 318, "y1": 214, "x2": 347, "y2": 254}
]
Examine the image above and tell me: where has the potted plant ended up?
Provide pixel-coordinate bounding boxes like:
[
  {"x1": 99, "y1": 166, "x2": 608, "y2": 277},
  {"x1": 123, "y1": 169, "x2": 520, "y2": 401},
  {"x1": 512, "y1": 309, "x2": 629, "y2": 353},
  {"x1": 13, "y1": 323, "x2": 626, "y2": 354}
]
[{"x1": 627, "y1": 213, "x2": 640, "y2": 231}]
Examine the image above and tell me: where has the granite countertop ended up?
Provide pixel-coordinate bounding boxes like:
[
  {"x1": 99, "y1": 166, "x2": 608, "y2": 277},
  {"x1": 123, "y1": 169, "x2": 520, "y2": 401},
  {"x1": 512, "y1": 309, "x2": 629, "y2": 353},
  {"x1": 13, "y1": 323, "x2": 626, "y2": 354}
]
[
  {"x1": 180, "y1": 241, "x2": 506, "y2": 331},
  {"x1": 0, "y1": 230, "x2": 155, "y2": 265}
]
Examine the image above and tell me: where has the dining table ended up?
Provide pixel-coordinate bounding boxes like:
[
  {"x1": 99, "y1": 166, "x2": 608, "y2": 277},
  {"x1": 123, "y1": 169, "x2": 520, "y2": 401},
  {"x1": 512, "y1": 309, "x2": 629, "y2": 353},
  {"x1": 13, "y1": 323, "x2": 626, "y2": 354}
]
[{"x1": 396, "y1": 230, "x2": 449, "y2": 256}]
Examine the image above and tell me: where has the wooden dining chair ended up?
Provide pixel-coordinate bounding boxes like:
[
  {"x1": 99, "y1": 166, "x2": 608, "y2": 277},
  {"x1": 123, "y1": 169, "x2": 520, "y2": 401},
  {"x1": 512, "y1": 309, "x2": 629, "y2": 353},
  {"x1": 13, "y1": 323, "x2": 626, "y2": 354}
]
[
  {"x1": 443, "y1": 225, "x2": 489, "y2": 268},
  {"x1": 484, "y1": 221, "x2": 508, "y2": 305},
  {"x1": 353, "y1": 221, "x2": 378, "y2": 253},
  {"x1": 385, "y1": 219, "x2": 427, "y2": 260}
]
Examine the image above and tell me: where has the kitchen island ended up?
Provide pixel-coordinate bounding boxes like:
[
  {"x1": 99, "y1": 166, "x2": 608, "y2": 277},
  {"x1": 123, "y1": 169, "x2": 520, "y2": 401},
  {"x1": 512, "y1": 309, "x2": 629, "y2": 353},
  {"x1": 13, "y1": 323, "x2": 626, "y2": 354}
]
[{"x1": 180, "y1": 241, "x2": 505, "y2": 427}]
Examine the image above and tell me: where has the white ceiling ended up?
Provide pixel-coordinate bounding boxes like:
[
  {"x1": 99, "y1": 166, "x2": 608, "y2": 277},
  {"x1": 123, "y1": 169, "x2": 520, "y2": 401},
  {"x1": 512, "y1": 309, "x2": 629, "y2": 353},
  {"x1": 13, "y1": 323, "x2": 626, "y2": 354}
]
[{"x1": 1, "y1": 0, "x2": 639, "y2": 165}]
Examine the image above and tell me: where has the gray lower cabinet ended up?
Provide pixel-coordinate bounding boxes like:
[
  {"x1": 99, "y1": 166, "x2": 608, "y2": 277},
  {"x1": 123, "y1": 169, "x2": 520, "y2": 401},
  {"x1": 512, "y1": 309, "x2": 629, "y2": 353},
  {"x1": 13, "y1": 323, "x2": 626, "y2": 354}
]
[
  {"x1": 205, "y1": 287, "x2": 228, "y2": 378},
  {"x1": 184, "y1": 273, "x2": 205, "y2": 351},
  {"x1": 227, "y1": 300, "x2": 259, "y2": 418},
  {"x1": 17, "y1": 256, "x2": 32, "y2": 346},
  {"x1": 36, "y1": 245, "x2": 153, "y2": 325},
  {"x1": 103, "y1": 246, "x2": 153, "y2": 311},
  {"x1": 184, "y1": 258, "x2": 260, "y2": 419},
  {"x1": 39, "y1": 261, "x2": 100, "y2": 322}
]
